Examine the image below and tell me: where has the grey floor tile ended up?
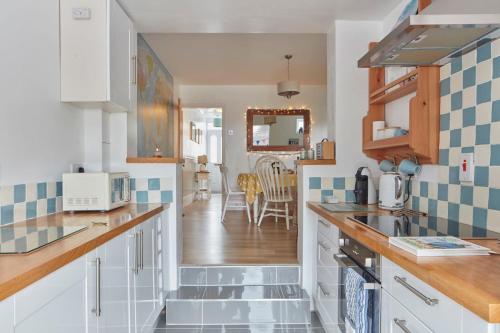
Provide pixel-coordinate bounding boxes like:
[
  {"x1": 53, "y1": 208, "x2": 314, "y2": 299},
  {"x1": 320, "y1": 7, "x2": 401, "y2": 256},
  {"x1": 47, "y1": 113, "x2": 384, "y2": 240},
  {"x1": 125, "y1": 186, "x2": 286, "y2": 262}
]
[
  {"x1": 180, "y1": 267, "x2": 207, "y2": 285},
  {"x1": 277, "y1": 267, "x2": 300, "y2": 284},
  {"x1": 167, "y1": 286, "x2": 206, "y2": 300},
  {"x1": 204, "y1": 285, "x2": 281, "y2": 300},
  {"x1": 207, "y1": 266, "x2": 277, "y2": 286}
]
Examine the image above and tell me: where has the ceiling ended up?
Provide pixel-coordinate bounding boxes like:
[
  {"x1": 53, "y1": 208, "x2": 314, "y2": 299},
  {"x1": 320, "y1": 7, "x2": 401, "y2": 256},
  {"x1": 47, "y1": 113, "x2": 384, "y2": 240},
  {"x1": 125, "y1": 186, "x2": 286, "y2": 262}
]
[
  {"x1": 119, "y1": 0, "x2": 400, "y2": 33},
  {"x1": 143, "y1": 33, "x2": 327, "y2": 85}
]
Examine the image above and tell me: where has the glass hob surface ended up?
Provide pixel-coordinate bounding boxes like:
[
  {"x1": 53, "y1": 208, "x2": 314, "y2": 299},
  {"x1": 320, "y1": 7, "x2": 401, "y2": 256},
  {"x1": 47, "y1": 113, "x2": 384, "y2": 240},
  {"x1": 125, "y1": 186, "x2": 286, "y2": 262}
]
[
  {"x1": 351, "y1": 214, "x2": 500, "y2": 239},
  {"x1": 0, "y1": 224, "x2": 87, "y2": 254}
]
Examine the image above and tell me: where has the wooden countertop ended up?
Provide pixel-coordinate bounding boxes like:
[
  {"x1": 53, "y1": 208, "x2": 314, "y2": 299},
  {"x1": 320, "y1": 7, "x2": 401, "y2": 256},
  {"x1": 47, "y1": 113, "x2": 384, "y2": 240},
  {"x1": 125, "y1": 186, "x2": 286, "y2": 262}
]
[
  {"x1": 126, "y1": 157, "x2": 185, "y2": 164},
  {"x1": 0, "y1": 203, "x2": 165, "y2": 302},
  {"x1": 295, "y1": 159, "x2": 336, "y2": 165},
  {"x1": 308, "y1": 202, "x2": 500, "y2": 323}
]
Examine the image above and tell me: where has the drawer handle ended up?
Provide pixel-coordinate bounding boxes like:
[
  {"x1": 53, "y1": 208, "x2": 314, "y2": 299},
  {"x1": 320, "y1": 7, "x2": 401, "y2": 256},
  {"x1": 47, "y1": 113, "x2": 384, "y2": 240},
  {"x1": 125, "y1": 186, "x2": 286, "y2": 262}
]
[
  {"x1": 318, "y1": 219, "x2": 330, "y2": 228},
  {"x1": 394, "y1": 276, "x2": 439, "y2": 306},
  {"x1": 318, "y1": 241, "x2": 331, "y2": 252},
  {"x1": 393, "y1": 319, "x2": 411, "y2": 333},
  {"x1": 318, "y1": 282, "x2": 330, "y2": 296}
]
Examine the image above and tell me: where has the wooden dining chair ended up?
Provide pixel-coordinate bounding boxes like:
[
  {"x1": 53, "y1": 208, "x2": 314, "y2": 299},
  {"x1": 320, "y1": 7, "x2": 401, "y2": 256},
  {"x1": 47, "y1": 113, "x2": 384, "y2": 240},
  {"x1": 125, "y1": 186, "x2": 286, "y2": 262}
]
[
  {"x1": 255, "y1": 156, "x2": 293, "y2": 230},
  {"x1": 219, "y1": 164, "x2": 252, "y2": 224}
]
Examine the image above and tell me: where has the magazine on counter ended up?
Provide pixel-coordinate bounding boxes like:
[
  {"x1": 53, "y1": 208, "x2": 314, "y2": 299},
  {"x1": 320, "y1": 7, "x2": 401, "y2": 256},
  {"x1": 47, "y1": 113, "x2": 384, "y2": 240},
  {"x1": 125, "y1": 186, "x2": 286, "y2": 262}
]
[{"x1": 389, "y1": 236, "x2": 491, "y2": 257}]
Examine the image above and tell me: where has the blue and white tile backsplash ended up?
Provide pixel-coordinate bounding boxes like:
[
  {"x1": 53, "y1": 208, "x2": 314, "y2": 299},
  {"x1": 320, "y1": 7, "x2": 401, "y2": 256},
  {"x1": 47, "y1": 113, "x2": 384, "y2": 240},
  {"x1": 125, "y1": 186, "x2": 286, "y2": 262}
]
[
  {"x1": 308, "y1": 177, "x2": 356, "y2": 203},
  {"x1": 130, "y1": 177, "x2": 174, "y2": 204},
  {"x1": 410, "y1": 38, "x2": 500, "y2": 232},
  {"x1": 0, "y1": 181, "x2": 63, "y2": 225}
]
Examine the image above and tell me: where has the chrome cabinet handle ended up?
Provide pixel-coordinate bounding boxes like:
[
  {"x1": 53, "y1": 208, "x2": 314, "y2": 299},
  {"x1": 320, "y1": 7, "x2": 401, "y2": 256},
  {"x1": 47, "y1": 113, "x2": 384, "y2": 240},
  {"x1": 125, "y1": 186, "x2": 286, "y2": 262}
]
[
  {"x1": 92, "y1": 258, "x2": 101, "y2": 317},
  {"x1": 317, "y1": 282, "x2": 330, "y2": 296},
  {"x1": 131, "y1": 55, "x2": 137, "y2": 84},
  {"x1": 140, "y1": 229, "x2": 144, "y2": 270},
  {"x1": 318, "y1": 219, "x2": 330, "y2": 228},
  {"x1": 318, "y1": 241, "x2": 331, "y2": 252},
  {"x1": 134, "y1": 232, "x2": 139, "y2": 274},
  {"x1": 393, "y1": 319, "x2": 411, "y2": 333},
  {"x1": 394, "y1": 276, "x2": 439, "y2": 306}
]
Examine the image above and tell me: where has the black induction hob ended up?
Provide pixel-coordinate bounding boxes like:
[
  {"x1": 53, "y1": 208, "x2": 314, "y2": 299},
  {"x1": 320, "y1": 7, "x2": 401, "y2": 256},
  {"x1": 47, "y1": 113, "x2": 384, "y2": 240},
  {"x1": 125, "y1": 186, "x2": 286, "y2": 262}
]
[
  {"x1": 0, "y1": 224, "x2": 87, "y2": 254},
  {"x1": 349, "y1": 213, "x2": 500, "y2": 239}
]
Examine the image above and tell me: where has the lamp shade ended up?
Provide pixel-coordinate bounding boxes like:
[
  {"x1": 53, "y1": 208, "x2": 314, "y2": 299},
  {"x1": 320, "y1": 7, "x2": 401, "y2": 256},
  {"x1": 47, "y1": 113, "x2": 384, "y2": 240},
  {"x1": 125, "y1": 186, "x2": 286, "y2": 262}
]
[
  {"x1": 197, "y1": 155, "x2": 208, "y2": 164},
  {"x1": 277, "y1": 80, "x2": 300, "y2": 99}
]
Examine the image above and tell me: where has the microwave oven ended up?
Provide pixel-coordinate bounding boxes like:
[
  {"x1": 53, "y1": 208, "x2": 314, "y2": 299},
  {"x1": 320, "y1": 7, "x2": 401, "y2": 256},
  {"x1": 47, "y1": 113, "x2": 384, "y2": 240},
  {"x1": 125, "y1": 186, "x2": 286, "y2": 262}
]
[{"x1": 63, "y1": 172, "x2": 130, "y2": 212}]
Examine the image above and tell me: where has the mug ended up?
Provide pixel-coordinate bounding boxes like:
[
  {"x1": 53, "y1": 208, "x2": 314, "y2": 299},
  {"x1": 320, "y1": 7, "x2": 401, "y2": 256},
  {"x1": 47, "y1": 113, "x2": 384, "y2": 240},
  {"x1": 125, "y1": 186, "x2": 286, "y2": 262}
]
[
  {"x1": 399, "y1": 159, "x2": 422, "y2": 175},
  {"x1": 379, "y1": 159, "x2": 397, "y2": 172}
]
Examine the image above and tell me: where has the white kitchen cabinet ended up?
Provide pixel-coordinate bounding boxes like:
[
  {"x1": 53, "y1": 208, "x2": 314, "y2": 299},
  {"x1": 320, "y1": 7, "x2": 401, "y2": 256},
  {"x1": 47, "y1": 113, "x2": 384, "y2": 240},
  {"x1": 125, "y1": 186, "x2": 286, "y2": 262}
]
[
  {"x1": 381, "y1": 289, "x2": 432, "y2": 333},
  {"x1": 60, "y1": 0, "x2": 136, "y2": 112},
  {"x1": 0, "y1": 297, "x2": 14, "y2": 332}
]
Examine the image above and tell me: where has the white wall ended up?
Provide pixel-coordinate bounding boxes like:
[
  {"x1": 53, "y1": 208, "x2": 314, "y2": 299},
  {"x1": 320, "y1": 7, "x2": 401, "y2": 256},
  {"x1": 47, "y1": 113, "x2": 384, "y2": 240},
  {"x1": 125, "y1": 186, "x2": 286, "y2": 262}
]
[
  {"x1": 0, "y1": 0, "x2": 84, "y2": 185},
  {"x1": 179, "y1": 85, "x2": 327, "y2": 187}
]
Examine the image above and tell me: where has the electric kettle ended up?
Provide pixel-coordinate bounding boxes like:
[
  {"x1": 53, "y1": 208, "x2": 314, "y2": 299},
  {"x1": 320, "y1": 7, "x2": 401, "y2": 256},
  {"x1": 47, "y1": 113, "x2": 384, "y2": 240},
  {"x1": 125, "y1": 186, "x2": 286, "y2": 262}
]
[{"x1": 379, "y1": 172, "x2": 405, "y2": 210}]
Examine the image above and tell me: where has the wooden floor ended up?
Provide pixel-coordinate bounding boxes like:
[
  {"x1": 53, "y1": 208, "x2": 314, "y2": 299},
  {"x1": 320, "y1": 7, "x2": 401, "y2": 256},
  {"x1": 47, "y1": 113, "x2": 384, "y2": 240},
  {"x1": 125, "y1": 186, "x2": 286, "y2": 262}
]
[{"x1": 182, "y1": 194, "x2": 298, "y2": 265}]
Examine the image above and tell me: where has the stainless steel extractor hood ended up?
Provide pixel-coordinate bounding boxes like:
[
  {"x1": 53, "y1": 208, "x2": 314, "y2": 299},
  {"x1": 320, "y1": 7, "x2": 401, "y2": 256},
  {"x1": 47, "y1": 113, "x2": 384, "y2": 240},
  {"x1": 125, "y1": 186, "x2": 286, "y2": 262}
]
[{"x1": 358, "y1": 14, "x2": 500, "y2": 68}]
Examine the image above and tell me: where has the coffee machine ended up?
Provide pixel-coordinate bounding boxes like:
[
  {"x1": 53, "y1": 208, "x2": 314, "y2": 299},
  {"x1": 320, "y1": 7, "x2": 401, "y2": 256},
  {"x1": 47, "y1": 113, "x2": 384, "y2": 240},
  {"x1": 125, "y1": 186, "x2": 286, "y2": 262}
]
[{"x1": 354, "y1": 167, "x2": 377, "y2": 205}]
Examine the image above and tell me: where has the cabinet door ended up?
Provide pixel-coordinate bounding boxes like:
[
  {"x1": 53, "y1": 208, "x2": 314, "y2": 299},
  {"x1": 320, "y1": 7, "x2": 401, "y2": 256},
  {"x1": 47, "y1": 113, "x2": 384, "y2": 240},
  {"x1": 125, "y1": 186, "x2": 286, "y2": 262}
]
[
  {"x1": 109, "y1": 0, "x2": 132, "y2": 109},
  {"x1": 128, "y1": 228, "x2": 139, "y2": 333},
  {"x1": 0, "y1": 297, "x2": 14, "y2": 333},
  {"x1": 129, "y1": 22, "x2": 138, "y2": 113},
  {"x1": 86, "y1": 249, "x2": 100, "y2": 333}
]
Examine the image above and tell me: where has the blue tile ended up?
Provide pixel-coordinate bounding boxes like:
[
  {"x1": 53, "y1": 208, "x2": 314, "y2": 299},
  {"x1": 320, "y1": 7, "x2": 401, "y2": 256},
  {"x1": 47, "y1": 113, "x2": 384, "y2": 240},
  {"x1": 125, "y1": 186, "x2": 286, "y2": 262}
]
[
  {"x1": 148, "y1": 178, "x2": 160, "y2": 190},
  {"x1": 451, "y1": 57, "x2": 462, "y2": 74},
  {"x1": 428, "y1": 216, "x2": 437, "y2": 230},
  {"x1": 440, "y1": 113, "x2": 450, "y2": 131},
  {"x1": 13, "y1": 184, "x2": 26, "y2": 203},
  {"x1": 130, "y1": 178, "x2": 136, "y2": 191},
  {"x1": 439, "y1": 149, "x2": 449, "y2": 165},
  {"x1": 474, "y1": 166, "x2": 489, "y2": 187},
  {"x1": 450, "y1": 129, "x2": 462, "y2": 147},
  {"x1": 346, "y1": 190, "x2": 356, "y2": 202},
  {"x1": 451, "y1": 91, "x2": 462, "y2": 111},
  {"x1": 472, "y1": 226, "x2": 487, "y2": 237},
  {"x1": 489, "y1": 188, "x2": 500, "y2": 210},
  {"x1": 440, "y1": 78, "x2": 450, "y2": 96},
  {"x1": 309, "y1": 177, "x2": 321, "y2": 189},
  {"x1": 449, "y1": 166, "x2": 460, "y2": 185},
  {"x1": 333, "y1": 177, "x2": 345, "y2": 190},
  {"x1": 477, "y1": 81, "x2": 491, "y2": 104},
  {"x1": 462, "y1": 107, "x2": 476, "y2": 127},
  {"x1": 473, "y1": 207, "x2": 488, "y2": 230},
  {"x1": 26, "y1": 201, "x2": 37, "y2": 219},
  {"x1": 420, "y1": 182, "x2": 429, "y2": 197},
  {"x1": 56, "y1": 182, "x2": 63, "y2": 197},
  {"x1": 161, "y1": 191, "x2": 173, "y2": 203},
  {"x1": 475, "y1": 124, "x2": 491, "y2": 145},
  {"x1": 438, "y1": 183, "x2": 448, "y2": 201},
  {"x1": 448, "y1": 202, "x2": 460, "y2": 222},
  {"x1": 321, "y1": 190, "x2": 333, "y2": 201},
  {"x1": 493, "y1": 100, "x2": 500, "y2": 122},
  {"x1": 477, "y1": 42, "x2": 491, "y2": 63},
  {"x1": 461, "y1": 146, "x2": 474, "y2": 153},
  {"x1": 447, "y1": 220, "x2": 459, "y2": 237},
  {"x1": 37, "y1": 183, "x2": 47, "y2": 199},
  {"x1": 412, "y1": 196, "x2": 420, "y2": 212},
  {"x1": 494, "y1": 56, "x2": 500, "y2": 79},
  {"x1": 463, "y1": 66, "x2": 476, "y2": 89},
  {"x1": 428, "y1": 199, "x2": 438, "y2": 217},
  {"x1": 491, "y1": 144, "x2": 500, "y2": 166},
  {"x1": 460, "y1": 186, "x2": 473, "y2": 205},
  {"x1": 47, "y1": 198, "x2": 56, "y2": 214},
  {"x1": 136, "y1": 191, "x2": 149, "y2": 203},
  {"x1": 1, "y1": 205, "x2": 14, "y2": 225}
]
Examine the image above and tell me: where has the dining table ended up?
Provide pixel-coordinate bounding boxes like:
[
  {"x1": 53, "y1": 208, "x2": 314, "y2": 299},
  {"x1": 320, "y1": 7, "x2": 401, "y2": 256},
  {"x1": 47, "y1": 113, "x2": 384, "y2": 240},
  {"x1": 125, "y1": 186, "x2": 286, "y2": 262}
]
[{"x1": 237, "y1": 172, "x2": 298, "y2": 224}]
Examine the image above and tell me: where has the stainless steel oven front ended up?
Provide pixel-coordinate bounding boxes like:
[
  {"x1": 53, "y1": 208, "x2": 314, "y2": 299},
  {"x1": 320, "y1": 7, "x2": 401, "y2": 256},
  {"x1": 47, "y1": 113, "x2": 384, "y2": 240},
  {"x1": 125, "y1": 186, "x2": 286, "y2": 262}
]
[{"x1": 335, "y1": 232, "x2": 381, "y2": 333}]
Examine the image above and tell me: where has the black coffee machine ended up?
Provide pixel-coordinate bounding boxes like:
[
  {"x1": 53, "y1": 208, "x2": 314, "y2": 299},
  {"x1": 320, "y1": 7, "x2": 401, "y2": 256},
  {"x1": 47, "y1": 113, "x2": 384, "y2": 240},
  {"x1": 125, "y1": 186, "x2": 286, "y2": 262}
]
[{"x1": 354, "y1": 167, "x2": 369, "y2": 205}]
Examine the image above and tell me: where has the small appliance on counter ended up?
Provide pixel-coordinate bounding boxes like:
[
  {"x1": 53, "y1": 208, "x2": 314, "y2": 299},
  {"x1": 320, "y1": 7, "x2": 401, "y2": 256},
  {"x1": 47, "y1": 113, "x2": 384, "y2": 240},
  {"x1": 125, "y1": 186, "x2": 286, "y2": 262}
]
[
  {"x1": 378, "y1": 172, "x2": 405, "y2": 210},
  {"x1": 63, "y1": 172, "x2": 130, "y2": 212},
  {"x1": 316, "y1": 139, "x2": 335, "y2": 160},
  {"x1": 354, "y1": 167, "x2": 377, "y2": 205}
]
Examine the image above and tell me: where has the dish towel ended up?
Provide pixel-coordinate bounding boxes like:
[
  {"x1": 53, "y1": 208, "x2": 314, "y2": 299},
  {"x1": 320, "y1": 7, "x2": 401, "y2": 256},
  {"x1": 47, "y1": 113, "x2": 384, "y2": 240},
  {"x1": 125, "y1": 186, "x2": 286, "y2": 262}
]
[{"x1": 344, "y1": 267, "x2": 370, "y2": 333}]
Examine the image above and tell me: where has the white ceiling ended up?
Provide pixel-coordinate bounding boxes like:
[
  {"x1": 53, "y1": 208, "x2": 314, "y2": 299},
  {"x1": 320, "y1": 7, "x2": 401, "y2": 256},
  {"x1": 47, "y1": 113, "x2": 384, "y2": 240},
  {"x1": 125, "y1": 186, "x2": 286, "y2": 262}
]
[
  {"x1": 143, "y1": 33, "x2": 327, "y2": 85},
  {"x1": 119, "y1": 0, "x2": 400, "y2": 33}
]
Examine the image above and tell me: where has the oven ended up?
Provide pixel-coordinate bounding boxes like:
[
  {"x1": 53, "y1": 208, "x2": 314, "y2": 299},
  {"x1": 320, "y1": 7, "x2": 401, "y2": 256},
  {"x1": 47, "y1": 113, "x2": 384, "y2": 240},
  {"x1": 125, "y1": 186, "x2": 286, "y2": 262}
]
[{"x1": 335, "y1": 231, "x2": 381, "y2": 333}]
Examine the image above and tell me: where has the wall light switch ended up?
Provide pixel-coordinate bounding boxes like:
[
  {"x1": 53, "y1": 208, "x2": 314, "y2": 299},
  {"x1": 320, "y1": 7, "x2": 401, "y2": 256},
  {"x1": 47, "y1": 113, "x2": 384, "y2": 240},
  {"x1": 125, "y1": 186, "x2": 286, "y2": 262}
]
[
  {"x1": 459, "y1": 153, "x2": 474, "y2": 183},
  {"x1": 227, "y1": 129, "x2": 234, "y2": 136},
  {"x1": 72, "y1": 7, "x2": 91, "y2": 20}
]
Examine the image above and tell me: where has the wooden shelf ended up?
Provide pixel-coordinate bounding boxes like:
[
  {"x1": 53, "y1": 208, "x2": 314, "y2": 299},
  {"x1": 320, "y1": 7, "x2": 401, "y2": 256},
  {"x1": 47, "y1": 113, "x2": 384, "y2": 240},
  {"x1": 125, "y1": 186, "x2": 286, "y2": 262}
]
[
  {"x1": 364, "y1": 136, "x2": 409, "y2": 150},
  {"x1": 126, "y1": 157, "x2": 185, "y2": 164},
  {"x1": 370, "y1": 69, "x2": 418, "y2": 105},
  {"x1": 295, "y1": 159, "x2": 336, "y2": 166}
]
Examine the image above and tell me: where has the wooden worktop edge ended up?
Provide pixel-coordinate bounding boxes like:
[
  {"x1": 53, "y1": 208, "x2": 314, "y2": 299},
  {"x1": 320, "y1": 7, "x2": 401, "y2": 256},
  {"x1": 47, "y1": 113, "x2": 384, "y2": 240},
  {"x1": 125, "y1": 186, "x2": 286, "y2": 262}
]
[
  {"x1": 0, "y1": 205, "x2": 164, "y2": 301},
  {"x1": 126, "y1": 157, "x2": 185, "y2": 164},
  {"x1": 295, "y1": 159, "x2": 336, "y2": 165},
  {"x1": 307, "y1": 202, "x2": 500, "y2": 323}
]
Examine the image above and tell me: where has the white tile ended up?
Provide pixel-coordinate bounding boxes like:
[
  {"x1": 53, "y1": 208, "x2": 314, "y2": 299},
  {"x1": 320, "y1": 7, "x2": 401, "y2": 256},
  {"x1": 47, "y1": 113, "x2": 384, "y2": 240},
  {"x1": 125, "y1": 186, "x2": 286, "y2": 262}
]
[
  {"x1": 37, "y1": 199, "x2": 47, "y2": 216},
  {"x1": 492, "y1": 77, "x2": 500, "y2": 101},
  {"x1": 333, "y1": 190, "x2": 345, "y2": 202},
  {"x1": 448, "y1": 184, "x2": 461, "y2": 203},
  {"x1": 428, "y1": 182, "x2": 437, "y2": 200},
  {"x1": 490, "y1": 167, "x2": 500, "y2": 189},
  {"x1": 160, "y1": 178, "x2": 173, "y2": 190},
  {"x1": 473, "y1": 186, "x2": 490, "y2": 209},
  {"x1": 321, "y1": 177, "x2": 333, "y2": 189},
  {"x1": 492, "y1": 38, "x2": 500, "y2": 57},
  {"x1": 450, "y1": 72, "x2": 463, "y2": 94},
  {"x1": 438, "y1": 166, "x2": 449, "y2": 183},
  {"x1": 462, "y1": 49, "x2": 476, "y2": 70},
  {"x1": 440, "y1": 95, "x2": 451, "y2": 114},
  {"x1": 420, "y1": 197, "x2": 428, "y2": 214},
  {"x1": 440, "y1": 63, "x2": 451, "y2": 78},
  {"x1": 449, "y1": 147, "x2": 461, "y2": 166},
  {"x1": 26, "y1": 183, "x2": 37, "y2": 202},
  {"x1": 476, "y1": 102, "x2": 492, "y2": 125},
  {"x1": 0, "y1": 186, "x2": 14, "y2": 205},
  {"x1": 56, "y1": 197, "x2": 63, "y2": 212},
  {"x1": 487, "y1": 210, "x2": 500, "y2": 233},
  {"x1": 459, "y1": 204, "x2": 473, "y2": 224},
  {"x1": 476, "y1": 59, "x2": 492, "y2": 84},
  {"x1": 47, "y1": 182, "x2": 56, "y2": 198},
  {"x1": 475, "y1": 145, "x2": 491, "y2": 166},
  {"x1": 462, "y1": 86, "x2": 476, "y2": 109},
  {"x1": 491, "y1": 122, "x2": 500, "y2": 145},
  {"x1": 461, "y1": 126, "x2": 475, "y2": 147},
  {"x1": 309, "y1": 189, "x2": 321, "y2": 202},
  {"x1": 148, "y1": 190, "x2": 161, "y2": 203},
  {"x1": 450, "y1": 109, "x2": 462, "y2": 129},
  {"x1": 437, "y1": 200, "x2": 448, "y2": 219},
  {"x1": 412, "y1": 181, "x2": 420, "y2": 197},
  {"x1": 345, "y1": 177, "x2": 356, "y2": 189},
  {"x1": 135, "y1": 178, "x2": 148, "y2": 191},
  {"x1": 439, "y1": 130, "x2": 450, "y2": 149},
  {"x1": 14, "y1": 203, "x2": 27, "y2": 223}
]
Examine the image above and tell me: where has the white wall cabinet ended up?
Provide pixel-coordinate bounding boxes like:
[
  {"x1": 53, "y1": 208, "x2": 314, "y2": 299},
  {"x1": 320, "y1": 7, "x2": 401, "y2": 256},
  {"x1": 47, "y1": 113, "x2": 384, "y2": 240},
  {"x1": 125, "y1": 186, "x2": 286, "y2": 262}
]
[{"x1": 60, "y1": 0, "x2": 137, "y2": 112}]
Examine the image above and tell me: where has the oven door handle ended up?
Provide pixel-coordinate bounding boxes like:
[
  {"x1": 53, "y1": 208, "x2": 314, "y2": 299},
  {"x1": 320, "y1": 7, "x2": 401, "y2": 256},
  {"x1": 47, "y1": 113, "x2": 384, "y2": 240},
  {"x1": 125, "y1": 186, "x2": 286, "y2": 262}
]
[{"x1": 333, "y1": 252, "x2": 380, "y2": 290}]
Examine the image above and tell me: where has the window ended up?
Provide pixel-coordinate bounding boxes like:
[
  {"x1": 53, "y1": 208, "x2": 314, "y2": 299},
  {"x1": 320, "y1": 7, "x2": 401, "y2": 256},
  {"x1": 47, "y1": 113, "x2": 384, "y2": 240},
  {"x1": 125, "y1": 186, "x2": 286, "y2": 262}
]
[
  {"x1": 209, "y1": 134, "x2": 218, "y2": 163},
  {"x1": 296, "y1": 118, "x2": 304, "y2": 134}
]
